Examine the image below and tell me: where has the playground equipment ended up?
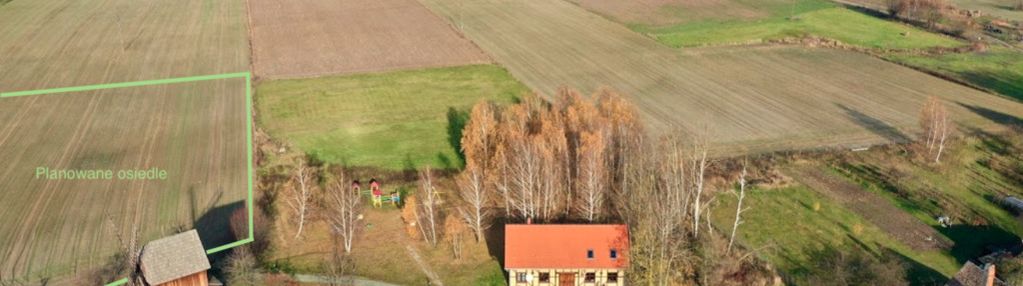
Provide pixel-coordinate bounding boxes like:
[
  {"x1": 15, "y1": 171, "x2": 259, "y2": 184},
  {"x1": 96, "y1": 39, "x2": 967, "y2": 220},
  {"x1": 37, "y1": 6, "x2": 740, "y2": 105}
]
[{"x1": 362, "y1": 189, "x2": 401, "y2": 208}]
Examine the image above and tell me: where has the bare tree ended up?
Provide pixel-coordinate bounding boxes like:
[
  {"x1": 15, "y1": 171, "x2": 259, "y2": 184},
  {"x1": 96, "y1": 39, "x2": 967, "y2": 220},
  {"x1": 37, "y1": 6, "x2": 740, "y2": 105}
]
[
  {"x1": 326, "y1": 169, "x2": 362, "y2": 254},
  {"x1": 690, "y1": 134, "x2": 710, "y2": 238},
  {"x1": 288, "y1": 162, "x2": 316, "y2": 239},
  {"x1": 919, "y1": 97, "x2": 952, "y2": 163},
  {"x1": 224, "y1": 247, "x2": 259, "y2": 286},
  {"x1": 445, "y1": 215, "x2": 469, "y2": 260},
  {"x1": 728, "y1": 163, "x2": 749, "y2": 253},
  {"x1": 99, "y1": 214, "x2": 143, "y2": 285},
  {"x1": 456, "y1": 165, "x2": 489, "y2": 243},
  {"x1": 417, "y1": 167, "x2": 441, "y2": 246},
  {"x1": 578, "y1": 130, "x2": 608, "y2": 222}
]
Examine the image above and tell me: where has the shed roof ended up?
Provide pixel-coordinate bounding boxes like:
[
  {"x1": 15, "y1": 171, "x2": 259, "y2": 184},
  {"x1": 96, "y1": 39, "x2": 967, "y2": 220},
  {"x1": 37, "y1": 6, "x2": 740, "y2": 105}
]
[
  {"x1": 946, "y1": 261, "x2": 1005, "y2": 286},
  {"x1": 140, "y1": 229, "x2": 211, "y2": 285},
  {"x1": 505, "y1": 224, "x2": 629, "y2": 269}
]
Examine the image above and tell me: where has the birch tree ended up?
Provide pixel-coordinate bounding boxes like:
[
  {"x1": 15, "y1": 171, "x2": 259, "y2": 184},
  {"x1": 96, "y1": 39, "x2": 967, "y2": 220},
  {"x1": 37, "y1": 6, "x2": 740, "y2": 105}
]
[
  {"x1": 288, "y1": 163, "x2": 316, "y2": 239},
  {"x1": 578, "y1": 130, "x2": 608, "y2": 222},
  {"x1": 456, "y1": 165, "x2": 489, "y2": 243},
  {"x1": 326, "y1": 169, "x2": 361, "y2": 254},
  {"x1": 919, "y1": 96, "x2": 952, "y2": 163},
  {"x1": 690, "y1": 134, "x2": 710, "y2": 238},
  {"x1": 728, "y1": 163, "x2": 749, "y2": 252},
  {"x1": 417, "y1": 167, "x2": 441, "y2": 246}
]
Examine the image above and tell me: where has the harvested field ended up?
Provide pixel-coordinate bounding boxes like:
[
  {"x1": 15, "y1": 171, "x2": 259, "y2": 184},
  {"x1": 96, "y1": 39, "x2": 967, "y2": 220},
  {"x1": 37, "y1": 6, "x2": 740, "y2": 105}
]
[
  {"x1": 568, "y1": 0, "x2": 775, "y2": 26},
  {"x1": 0, "y1": 82, "x2": 248, "y2": 284},
  {"x1": 247, "y1": 0, "x2": 490, "y2": 79},
  {"x1": 0, "y1": 0, "x2": 248, "y2": 92},
  {"x1": 420, "y1": 0, "x2": 1023, "y2": 153},
  {"x1": 785, "y1": 165, "x2": 951, "y2": 251},
  {"x1": 0, "y1": 0, "x2": 249, "y2": 283}
]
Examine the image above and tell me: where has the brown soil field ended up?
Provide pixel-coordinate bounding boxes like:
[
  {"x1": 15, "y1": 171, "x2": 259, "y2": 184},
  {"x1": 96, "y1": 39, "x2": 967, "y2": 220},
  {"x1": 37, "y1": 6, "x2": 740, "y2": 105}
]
[
  {"x1": 247, "y1": 0, "x2": 491, "y2": 79},
  {"x1": 0, "y1": 0, "x2": 248, "y2": 92},
  {"x1": 568, "y1": 0, "x2": 768, "y2": 26},
  {"x1": 786, "y1": 165, "x2": 952, "y2": 251},
  {"x1": 0, "y1": 82, "x2": 248, "y2": 284},
  {"x1": 420, "y1": 0, "x2": 1023, "y2": 154},
  {"x1": 0, "y1": 0, "x2": 249, "y2": 283}
]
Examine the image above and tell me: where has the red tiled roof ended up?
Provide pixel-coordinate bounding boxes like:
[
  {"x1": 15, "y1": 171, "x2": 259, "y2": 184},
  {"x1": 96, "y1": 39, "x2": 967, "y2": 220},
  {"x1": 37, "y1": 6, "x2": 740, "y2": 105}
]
[{"x1": 504, "y1": 224, "x2": 629, "y2": 269}]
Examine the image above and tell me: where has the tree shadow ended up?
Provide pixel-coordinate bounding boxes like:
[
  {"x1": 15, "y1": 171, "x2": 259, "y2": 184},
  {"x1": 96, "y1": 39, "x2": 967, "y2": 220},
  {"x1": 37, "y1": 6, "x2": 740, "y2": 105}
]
[
  {"x1": 194, "y1": 200, "x2": 245, "y2": 258},
  {"x1": 885, "y1": 247, "x2": 947, "y2": 285},
  {"x1": 958, "y1": 70, "x2": 1023, "y2": 102},
  {"x1": 957, "y1": 103, "x2": 1023, "y2": 127},
  {"x1": 447, "y1": 107, "x2": 469, "y2": 167},
  {"x1": 836, "y1": 103, "x2": 911, "y2": 143},
  {"x1": 938, "y1": 224, "x2": 1020, "y2": 265},
  {"x1": 402, "y1": 153, "x2": 417, "y2": 182},
  {"x1": 484, "y1": 217, "x2": 507, "y2": 269}
]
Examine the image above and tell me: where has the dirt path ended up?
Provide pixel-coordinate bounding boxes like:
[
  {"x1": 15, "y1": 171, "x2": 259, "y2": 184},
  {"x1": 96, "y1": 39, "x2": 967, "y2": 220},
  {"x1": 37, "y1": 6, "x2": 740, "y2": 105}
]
[
  {"x1": 786, "y1": 164, "x2": 952, "y2": 251},
  {"x1": 404, "y1": 243, "x2": 444, "y2": 286}
]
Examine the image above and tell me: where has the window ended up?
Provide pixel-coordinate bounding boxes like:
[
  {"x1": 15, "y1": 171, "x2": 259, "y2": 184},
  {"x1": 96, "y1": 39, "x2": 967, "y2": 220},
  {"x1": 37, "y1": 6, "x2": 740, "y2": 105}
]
[
  {"x1": 587, "y1": 248, "x2": 594, "y2": 259},
  {"x1": 516, "y1": 272, "x2": 528, "y2": 283},
  {"x1": 585, "y1": 272, "x2": 596, "y2": 283},
  {"x1": 607, "y1": 272, "x2": 619, "y2": 283},
  {"x1": 539, "y1": 272, "x2": 550, "y2": 283},
  {"x1": 610, "y1": 248, "x2": 618, "y2": 259}
]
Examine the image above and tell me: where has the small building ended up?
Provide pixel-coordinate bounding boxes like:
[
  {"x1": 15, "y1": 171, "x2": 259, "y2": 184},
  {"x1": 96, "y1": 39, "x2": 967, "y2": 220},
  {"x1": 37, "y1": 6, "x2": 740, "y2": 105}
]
[
  {"x1": 505, "y1": 224, "x2": 629, "y2": 286},
  {"x1": 139, "y1": 229, "x2": 211, "y2": 286},
  {"x1": 1003, "y1": 196, "x2": 1023, "y2": 214},
  {"x1": 945, "y1": 261, "x2": 1005, "y2": 286}
]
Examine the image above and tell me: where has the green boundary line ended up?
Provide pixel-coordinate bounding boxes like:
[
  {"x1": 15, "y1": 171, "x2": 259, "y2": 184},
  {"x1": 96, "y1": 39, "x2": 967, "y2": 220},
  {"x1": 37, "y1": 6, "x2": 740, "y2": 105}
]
[{"x1": 1, "y1": 72, "x2": 254, "y2": 285}]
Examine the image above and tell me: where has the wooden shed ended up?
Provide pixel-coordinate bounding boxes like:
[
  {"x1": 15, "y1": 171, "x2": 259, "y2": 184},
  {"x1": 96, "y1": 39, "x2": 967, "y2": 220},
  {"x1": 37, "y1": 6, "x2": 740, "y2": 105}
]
[{"x1": 139, "y1": 229, "x2": 211, "y2": 286}]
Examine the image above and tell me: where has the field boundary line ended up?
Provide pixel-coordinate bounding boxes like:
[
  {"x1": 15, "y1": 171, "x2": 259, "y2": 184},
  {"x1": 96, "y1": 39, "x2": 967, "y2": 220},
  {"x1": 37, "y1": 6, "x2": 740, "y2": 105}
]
[
  {"x1": 0, "y1": 72, "x2": 250, "y2": 98},
  {"x1": 0, "y1": 73, "x2": 254, "y2": 286}
]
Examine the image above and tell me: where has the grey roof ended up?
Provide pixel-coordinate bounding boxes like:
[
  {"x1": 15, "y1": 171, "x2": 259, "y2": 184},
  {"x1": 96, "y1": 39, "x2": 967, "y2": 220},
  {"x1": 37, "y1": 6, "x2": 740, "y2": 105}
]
[{"x1": 140, "y1": 229, "x2": 211, "y2": 285}]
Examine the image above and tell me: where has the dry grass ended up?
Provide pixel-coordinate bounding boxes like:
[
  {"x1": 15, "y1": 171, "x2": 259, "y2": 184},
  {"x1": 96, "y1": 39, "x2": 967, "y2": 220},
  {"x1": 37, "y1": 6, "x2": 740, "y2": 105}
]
[
  {"x1": 0, "y1": 0, "x2": 248, "y2": 282},
  {"x1": 247, "y1": 0, "x2": 490, "y2": 79},
  {"x1": 420, "y1": 0, "x2": 1023, "y2": 154}
]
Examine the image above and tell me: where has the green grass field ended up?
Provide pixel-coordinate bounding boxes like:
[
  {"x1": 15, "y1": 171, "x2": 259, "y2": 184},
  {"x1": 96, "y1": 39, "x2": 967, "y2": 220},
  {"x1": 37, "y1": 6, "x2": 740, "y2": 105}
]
[
  {"x1": 886, "y1": 47, "x2": 1023, "y2": 101},
  {"x1": 256, "y1": 65, "x2": 528, "y2": 170},
  {"x1": 632, "y1": 5, "x2": 963, "y2": 49},
  {"x1": 833, "y1": 133, "x2": 1023, "y2": 259},
  {"x1": 711, "y1": 185, "x2": 958, "y2": 284}
]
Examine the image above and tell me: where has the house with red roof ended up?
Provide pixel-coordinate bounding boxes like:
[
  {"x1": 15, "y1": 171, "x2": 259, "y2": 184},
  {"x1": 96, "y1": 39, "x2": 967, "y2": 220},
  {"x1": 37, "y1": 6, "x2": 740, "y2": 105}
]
[{"x1": 504, "y1": 223, "x2": 629, "y2": 285}]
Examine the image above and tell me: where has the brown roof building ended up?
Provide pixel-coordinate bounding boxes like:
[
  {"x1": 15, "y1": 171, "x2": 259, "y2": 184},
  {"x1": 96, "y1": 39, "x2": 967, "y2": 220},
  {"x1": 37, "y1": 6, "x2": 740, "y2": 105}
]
[
  {"x1": 505, "y1": 224, "x2": 629, "y2": 285},
  {"x1": 946, "y1": 261, "x2": 1005, "y2": 286},
  {"x1": 139, "y1": 229, "x2": 211, "y2": 286}
]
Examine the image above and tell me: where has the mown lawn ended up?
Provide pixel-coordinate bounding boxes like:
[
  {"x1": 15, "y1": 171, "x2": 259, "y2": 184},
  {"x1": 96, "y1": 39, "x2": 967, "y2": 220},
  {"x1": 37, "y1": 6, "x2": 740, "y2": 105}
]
[
  {"x1": 711, "y1": 185, "x2": 958, "y2": 285},
  {"x1": 256, "y1": 65, "x2": 528, "y2": 170},
  {"x1": 631, "y1": 3, "x2": 962, "y2": 49},
  {"x1": 886, "y1": 47, "x2": 1023, "y2": 101}
]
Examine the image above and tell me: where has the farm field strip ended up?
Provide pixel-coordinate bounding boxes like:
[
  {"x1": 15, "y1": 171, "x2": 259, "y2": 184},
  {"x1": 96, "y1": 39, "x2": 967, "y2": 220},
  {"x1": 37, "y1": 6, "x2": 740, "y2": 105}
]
[
  {"x1": 0, "y1": 0, "x2": 250, "y2": 282},
  {"x1": 0, "y1": 81, "x2": 248, "y2": 283},
  {"x1": 419, "y1": 0, "x2": 1023, "y2": 152},
  {"x1": 247, "y1": 0, "x2": 490, "y2": 79},
  {"x1": 0, "y1": 0, "x2": 248, "y2": 92}
]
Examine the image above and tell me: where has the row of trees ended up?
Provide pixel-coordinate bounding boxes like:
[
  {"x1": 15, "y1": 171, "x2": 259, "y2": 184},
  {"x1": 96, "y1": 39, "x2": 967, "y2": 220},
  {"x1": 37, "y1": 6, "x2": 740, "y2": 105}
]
[
  {"x1": 456, "y1": 89, "x2": 643, "y2": 231},
  {"x1": 451, "y1": 89, "x2": 764, "y2": 284}
]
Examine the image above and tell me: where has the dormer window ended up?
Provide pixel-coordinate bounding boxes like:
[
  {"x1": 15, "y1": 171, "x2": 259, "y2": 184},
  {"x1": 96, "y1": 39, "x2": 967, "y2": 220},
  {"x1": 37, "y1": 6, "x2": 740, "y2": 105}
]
[
  {"x1": 587, "y1": 249, "x2": 594, "y2": 259},
  {"x1": 610, "y1": 248, "x2": 618, "y2": 259}
]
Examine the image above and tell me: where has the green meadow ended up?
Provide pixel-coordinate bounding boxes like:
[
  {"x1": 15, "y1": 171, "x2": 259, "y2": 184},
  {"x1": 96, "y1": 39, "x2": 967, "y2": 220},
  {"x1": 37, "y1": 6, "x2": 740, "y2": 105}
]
[{"x1": 256, "y1": 65, "x2": 528, "y2": 170}]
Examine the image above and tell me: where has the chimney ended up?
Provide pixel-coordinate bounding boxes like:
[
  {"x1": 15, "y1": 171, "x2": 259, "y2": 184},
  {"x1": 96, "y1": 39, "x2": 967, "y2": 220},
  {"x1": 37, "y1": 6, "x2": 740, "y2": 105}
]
[
  {"x1": 986, "y1": 264, "x2": 996, "y2": 286},
  {"x1": 526, "y1": 217, "x2": 532, "y2": 225}
]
